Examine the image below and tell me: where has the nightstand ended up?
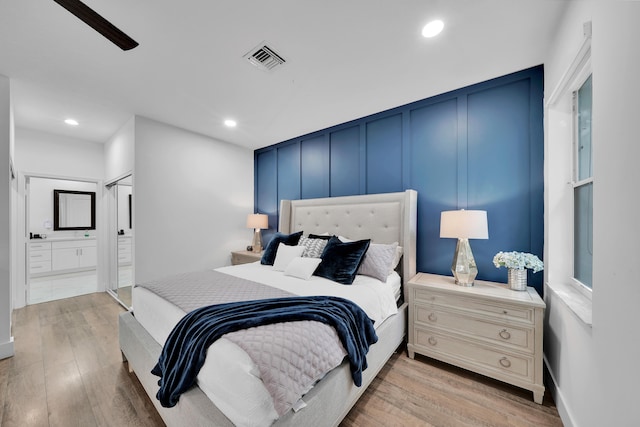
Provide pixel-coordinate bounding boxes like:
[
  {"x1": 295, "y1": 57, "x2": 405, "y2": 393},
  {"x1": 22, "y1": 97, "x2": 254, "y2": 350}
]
[
  {"x1": 407, "y1": 272, "x2": 546, "y2": 404},
  {"x1": 231, "y1": 250, "x2": 262, "y2": 265}
]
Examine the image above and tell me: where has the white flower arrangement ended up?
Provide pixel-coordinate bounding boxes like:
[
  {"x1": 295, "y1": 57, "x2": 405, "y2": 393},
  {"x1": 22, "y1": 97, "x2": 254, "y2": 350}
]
[{"x1": 493, "y1": 251, "x2": 544, "y2": 273}]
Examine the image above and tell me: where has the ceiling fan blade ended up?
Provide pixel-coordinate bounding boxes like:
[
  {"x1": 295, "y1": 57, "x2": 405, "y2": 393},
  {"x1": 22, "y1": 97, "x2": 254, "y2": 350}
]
[{"x1": 53, "y1": 0, "x2": 139, "y2": 51}]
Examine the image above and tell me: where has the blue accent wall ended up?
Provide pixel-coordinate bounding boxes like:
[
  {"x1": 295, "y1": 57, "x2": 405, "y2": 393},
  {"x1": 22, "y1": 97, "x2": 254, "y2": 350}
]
[{"x1": 254, "y1": 66, "x2": 544, "y2": 293}]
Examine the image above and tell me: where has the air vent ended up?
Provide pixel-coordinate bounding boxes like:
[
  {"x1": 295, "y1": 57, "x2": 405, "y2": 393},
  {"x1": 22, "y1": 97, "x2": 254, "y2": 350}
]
[{"x1": 243, "y1": 43, "x2": 286, "y2": 72}]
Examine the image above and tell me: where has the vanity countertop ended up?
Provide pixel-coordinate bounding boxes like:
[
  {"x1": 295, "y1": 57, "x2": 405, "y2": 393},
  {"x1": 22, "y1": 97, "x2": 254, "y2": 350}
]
[{"x1": 30, "y1": 236, "x2": 96, "y2": 242}]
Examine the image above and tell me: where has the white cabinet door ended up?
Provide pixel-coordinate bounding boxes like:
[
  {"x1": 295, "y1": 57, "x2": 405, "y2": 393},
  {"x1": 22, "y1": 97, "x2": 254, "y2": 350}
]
[
  {"x1": 79, "y1": 246, "x2": 97, "y2": 268},
  {"x1": 52, "y1": 247, "x2": 80, "y2": 271}
]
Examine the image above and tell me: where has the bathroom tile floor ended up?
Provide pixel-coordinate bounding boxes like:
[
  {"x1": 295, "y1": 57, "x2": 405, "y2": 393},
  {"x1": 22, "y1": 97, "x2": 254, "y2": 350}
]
[{"x1": 29, "y1": 271, "x2": 98, "y2": 304}]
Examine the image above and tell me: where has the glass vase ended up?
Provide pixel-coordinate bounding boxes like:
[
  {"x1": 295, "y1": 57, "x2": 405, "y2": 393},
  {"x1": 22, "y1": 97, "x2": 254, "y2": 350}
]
[{"x1": 507, "y1": 268, "x2": 527, "y2": 291}]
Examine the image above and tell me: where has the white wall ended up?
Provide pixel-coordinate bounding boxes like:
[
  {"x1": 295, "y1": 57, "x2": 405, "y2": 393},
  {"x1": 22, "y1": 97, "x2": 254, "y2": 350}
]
[
  {"x1": 28, "y1": 178, "x2": 97, "y2": 237},
  {"x1": 133, "y1": 116, "x2": 253, "y2": 283},
  {"x1": 104, "y1": 117, "x2": 134, "y2": 182},
  {"x1": 15, "y1": 127, "x2": 104, "y2": 179},
  {"x1": 544, "y1": 1, "x2": 640, "y2": 425},
  {"x1": 591, "y1": 1, "x2": 640, "y2": 425},
  {"x1": 0, "y1": 74, "x2": 14, "y2": 359}
]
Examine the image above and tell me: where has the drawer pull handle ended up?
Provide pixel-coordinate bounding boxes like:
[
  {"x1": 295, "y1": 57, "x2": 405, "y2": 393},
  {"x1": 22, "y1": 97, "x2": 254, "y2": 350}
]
[
  {"x1": 499, "y1": 329, "x2": 511, "y2": 340},
  {"x1": 428, "y1": 313, "x2": 437, "y2": 322},
  {"x1": 428, "y1": 336, "x2": 438, "y2": 346},
  {"x1": 499, "y1": 357, "x2": 512, "y2": 368}
]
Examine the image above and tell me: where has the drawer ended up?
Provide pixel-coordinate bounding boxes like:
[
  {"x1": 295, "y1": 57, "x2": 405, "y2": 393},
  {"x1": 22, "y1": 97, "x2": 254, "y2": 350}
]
[
  {"x1": 414, "y1": 305, "x2": 534, "y2": 352},
  {"x1": 29, "y1": 249, "x2": 51, "y2": 262},
  {"x1": 30, "y1": 260, "x2": 52, "y2": 274},
  {"x1": 52, "y1": 239, "x2": 97, "y2": 249},
  {"x1": 29, "y1": 242, "x2": 51, "y2": 250},
  {"x1": 231, "y1": 252, "x2": 261, "y2": 265},
  {"x1": 414, "y1": 328, "x2": 534, "y2": 382},
  {"x1": 231, "y1": 253, "x2": 245, "y2": 265},
  {"x1": 413, "y1": 288, "x2": 534, "y2": 324}
]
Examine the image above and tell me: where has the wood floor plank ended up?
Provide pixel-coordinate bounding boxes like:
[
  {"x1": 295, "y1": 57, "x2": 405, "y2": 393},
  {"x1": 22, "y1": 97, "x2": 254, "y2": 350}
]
[
  {"x1": 45, "y1": 359, "x2": 98, "y2": 426},
  {"x1": 0, "y1": 357, "x2": 9, "y2": 424},
  {"x1": 41, "y1": 322, "x2": 76, "y2": 371},
  {"x1": 2, "y1": 359, "x2": 49, "y2": 427},
  {"x1": 67, "y1": 324, "x2": 109, "y2": 375},
  {"x1": 8, "y1": 321, "x2": 43, "y2": 375},
  {"x1": 82, "y1": 362, "x2": 164, "y2": 427}
]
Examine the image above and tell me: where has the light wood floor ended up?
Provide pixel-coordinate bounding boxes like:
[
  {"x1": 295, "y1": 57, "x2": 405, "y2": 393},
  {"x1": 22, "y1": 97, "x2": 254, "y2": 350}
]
[{"x1": 1, "y1": 293, "x2": 563, "y2": 426}]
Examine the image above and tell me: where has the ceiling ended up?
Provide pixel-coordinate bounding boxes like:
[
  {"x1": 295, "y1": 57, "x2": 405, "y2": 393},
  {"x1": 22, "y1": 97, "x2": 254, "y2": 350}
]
[{"x1": 0, "y1": 0, "x2": 567, "y2": 150}]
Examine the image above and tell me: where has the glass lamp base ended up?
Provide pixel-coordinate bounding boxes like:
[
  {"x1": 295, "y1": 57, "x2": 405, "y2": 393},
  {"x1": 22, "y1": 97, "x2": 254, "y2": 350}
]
[
  {"x1": 451, "y1": 238, "x2": 478, "y2": 286},
  {"x1": 251, "y1": 229, "x2": 263, "y2": 253}
]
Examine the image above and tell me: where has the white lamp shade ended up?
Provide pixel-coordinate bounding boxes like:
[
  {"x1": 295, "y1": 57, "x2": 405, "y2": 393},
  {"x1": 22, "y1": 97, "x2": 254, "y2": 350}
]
[
  {"x1": 246, "y1": 213, "x2": 268, "y2": 229},
  {"x1": 440, "y1": 210, "x2": 488, "y2": 239}
]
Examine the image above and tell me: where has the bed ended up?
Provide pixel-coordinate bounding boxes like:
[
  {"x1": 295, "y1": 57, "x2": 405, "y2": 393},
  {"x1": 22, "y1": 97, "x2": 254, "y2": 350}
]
[{"x1": 119, "y1": 189, "x2": 417, "y2": 426}]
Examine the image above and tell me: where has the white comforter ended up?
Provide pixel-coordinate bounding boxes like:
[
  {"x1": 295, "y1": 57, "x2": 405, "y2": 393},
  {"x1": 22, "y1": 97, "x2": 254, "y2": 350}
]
[{"x1": 133, "y1": 262, "x2": 400, "y2": 427}]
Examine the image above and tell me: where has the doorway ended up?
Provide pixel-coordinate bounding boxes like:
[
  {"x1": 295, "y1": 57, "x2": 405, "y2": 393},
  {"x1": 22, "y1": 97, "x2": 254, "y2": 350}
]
[{"x1": 25, "y1": 176, "x2": 99, "y2": 304}]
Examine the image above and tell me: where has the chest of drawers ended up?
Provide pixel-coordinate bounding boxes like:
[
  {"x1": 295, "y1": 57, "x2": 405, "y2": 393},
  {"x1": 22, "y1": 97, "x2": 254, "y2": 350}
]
[{"x1": 407, "y1": 273, "x2": 545, "y2": 404}]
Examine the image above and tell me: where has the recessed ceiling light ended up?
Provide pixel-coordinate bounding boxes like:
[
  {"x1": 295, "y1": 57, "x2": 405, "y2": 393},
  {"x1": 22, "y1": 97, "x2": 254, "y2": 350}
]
[
  {"x1": 422, "y1": 20, "x2": 444, "y2": 38},
  {"x1": 224, "y1": 119, "x2": 237, "y2": 128},
  {"x1": 64, "y1": 118, "x2": 79, "y2": 126}
]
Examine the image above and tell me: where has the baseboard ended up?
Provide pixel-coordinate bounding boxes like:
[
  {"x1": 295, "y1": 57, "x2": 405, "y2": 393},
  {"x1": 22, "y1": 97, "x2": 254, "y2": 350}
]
[
  {"x1": 544, "y1": 354, "x2": 576, "y2": 427},
  {"x1": 0, "y1": 337, "x2": 14, "y2": 359}
]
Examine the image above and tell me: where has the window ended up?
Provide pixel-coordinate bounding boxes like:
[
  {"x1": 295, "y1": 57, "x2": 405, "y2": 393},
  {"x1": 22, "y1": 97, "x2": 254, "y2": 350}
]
[
  {"x1": 573, "y1": 74, "x2": 593, "y2": 289},
  {"x1": 546, "y1": 32, "x2": 592, "y2": 324}
]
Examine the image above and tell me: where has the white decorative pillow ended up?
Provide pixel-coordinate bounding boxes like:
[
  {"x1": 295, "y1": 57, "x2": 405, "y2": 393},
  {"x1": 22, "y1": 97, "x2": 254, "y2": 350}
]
[
  {"x1": 391, "y1": 245, "x2": 403, "y2": 272},
  {"x1": 298, "y1": 235, "x2": 328, "y2": 258},
  {"x1": 272, "y1": 243, "x2": 305, "y2": 271},
  {"x1": 358, "y1": 242, "x2": 398, "y2": 282},
  {"x1": 284, "y1": 257, "x2": 322, "y2": 280}
]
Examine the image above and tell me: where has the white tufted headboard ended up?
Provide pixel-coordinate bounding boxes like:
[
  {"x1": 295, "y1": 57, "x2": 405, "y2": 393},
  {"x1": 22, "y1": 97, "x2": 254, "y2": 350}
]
[{"x1": 279, "y1": 190, "x2": 417, "y2": 302}]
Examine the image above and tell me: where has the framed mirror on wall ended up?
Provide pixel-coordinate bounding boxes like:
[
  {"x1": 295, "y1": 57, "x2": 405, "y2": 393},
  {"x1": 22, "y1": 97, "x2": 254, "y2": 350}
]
[{"x1": 53, "y1": 189, "x2": 96, "y2": 230}]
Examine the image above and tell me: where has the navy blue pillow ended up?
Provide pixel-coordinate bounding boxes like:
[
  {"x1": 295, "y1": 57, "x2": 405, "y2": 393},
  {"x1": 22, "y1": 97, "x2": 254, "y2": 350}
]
[
  {"x1": 314, "y1": 236, "x2": 371, "y2": 285},
  {"x1": 260, "y1": 231, "x2": 303, "y2": 265},
  {"x1": 308, "y1": 233, "x2": 334, "y2": 240}
]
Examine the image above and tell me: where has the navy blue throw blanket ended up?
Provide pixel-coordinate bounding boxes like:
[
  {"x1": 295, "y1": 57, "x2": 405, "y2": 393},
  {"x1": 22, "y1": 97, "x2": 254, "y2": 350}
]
[{"x1": 151, "y1": 295, "x2": 378, "y2": 408}]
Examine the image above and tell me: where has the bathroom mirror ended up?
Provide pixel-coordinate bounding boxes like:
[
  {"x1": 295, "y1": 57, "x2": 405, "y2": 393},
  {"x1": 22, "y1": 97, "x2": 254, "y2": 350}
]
[{"x1": 53, "y1": 189, "x2": 96, "y2": 230}]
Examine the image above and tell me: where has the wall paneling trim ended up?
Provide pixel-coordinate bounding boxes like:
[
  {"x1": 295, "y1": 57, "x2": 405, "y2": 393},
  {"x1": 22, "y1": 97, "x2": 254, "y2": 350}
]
[{"x1": 255, "y1": 66, "x2": 544, "y2": 292}]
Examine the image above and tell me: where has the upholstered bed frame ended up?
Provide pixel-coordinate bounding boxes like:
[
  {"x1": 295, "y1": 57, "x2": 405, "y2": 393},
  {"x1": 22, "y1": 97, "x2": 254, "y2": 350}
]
[{"x1": 119, "y1": 189, "x2": 417, "y2": 426}]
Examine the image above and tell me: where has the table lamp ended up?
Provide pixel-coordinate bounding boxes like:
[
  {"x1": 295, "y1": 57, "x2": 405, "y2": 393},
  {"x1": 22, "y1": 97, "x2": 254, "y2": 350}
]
[
  {"x1": 246, "y1": 213, "x2": 268, "y2": 253},
  {"x1": 440, "y1": 210, "x2": 488, "y2": 286}
]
